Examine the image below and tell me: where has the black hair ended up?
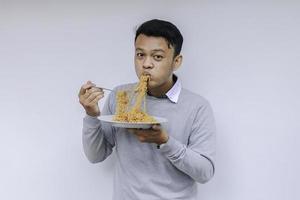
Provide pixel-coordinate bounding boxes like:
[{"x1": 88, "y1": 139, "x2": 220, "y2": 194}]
[{"x1": 135, "y1": 19, "x2": 183, "y2": 57}]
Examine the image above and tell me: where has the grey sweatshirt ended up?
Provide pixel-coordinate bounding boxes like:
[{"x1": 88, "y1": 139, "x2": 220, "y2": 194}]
[{"x1": 82, "y1": 83, "x2": 216, "y2": 200}]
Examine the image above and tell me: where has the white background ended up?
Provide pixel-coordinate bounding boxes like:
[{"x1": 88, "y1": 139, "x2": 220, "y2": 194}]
[{"x1": 1, "y1": 1, "x2": 299, "y2": 200}]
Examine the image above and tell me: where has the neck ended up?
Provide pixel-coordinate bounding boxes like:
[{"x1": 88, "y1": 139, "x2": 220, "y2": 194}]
[{"x1": 148, "y1": 75, "x2": 174, "y2": 97}]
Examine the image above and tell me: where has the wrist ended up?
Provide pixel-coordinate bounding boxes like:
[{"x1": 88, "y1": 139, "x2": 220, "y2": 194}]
[{"x1": 86, "y1": 110, "x2": 100, "y2": 117}]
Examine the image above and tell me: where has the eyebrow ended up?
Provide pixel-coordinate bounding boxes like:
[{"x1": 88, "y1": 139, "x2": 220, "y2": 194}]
[{"x1": 135, "y1": 48, "x2": 166, "y2": 53}]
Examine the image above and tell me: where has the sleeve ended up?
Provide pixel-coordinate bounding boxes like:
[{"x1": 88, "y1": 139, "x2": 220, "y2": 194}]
[
  {"x1": 82, "y1": 91, "x2": 116, "y2": 163},
  {"x1": 160, "y1": 101, "x2": 216, "y2": 183}
]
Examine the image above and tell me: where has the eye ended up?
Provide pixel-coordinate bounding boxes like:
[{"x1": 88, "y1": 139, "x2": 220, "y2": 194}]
[
  {"x1": 136, "y1": 53, "x2": 144, "y2": 58},
  {"x1": 153, "y1": 55, "x2": 163, "y2": 61}
]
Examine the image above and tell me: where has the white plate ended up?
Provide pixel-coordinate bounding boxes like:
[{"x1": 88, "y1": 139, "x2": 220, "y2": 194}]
[{"x1": 98, "y1": 115, "x2": 167, "y2": 129}]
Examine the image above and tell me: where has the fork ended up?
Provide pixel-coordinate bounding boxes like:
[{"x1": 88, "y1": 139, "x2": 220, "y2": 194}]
[{"x1": 95, "y1": 87, "x2": 114, "y2": 92}]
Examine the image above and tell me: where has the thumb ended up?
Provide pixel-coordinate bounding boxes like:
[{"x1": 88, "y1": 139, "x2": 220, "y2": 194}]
[
  {"x1": 87, "y1": 80, "x2": 96, "y2": 86},
  {"x1": 152, "y1": 124, "x2": 161, "y2": 131}
]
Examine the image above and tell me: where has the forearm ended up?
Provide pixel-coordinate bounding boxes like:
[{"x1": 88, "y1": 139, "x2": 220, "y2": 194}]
[
  {"x1": 82, "y1": 115, "x2": 113, "y2": 163},
  {"x1": 160, "y1": 136, "x2": 215, "y2": 183}
]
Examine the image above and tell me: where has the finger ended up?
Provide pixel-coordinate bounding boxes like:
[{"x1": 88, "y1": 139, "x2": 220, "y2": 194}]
[
  {"x1": 145, "y1": 130, "x2": 160, "y2": 137},
  {"x1": 86, "y1": 93, "x2": 103, "y2": 106},
  {"x1": 152, "y1": 124, "x2": 161, "y2": 131},
  {"x1": 132, "y1": 130, "x2": 142, "y2": 135},
  {"x1": 84, "y1": 91, "x2": 100, "y2": 102},
  {"x1": 89, "y1": 95, "x2": 102, "y2": 105},
  {"x1": 85, "y1": 81, "x2": 96, "y2": 89},
  {"x1": 86, "y1": 87, "x2": 102, "y2": 95},
  {"x1": 79, "y1": 85, "x2": 89, "y2": 96},
  {"x1": 88, "y1": 89, "x2": 104, "y2": 98},
  {"x1": 89, "y1": 87, "x2": 103, "y2": 93},
  {"x1": 93, "y1": 86, "x2": 104, "y2": 93},
  {"x1": 79, "y1": 81, "x2": 96, "y2": 96},
  {"x1": 84, "y1": 89, "x2": 104, "y2": 100},
  {"x1": 136, "y1": 135, "x2": 146, "y2": 142},
  {"x1": 86, "y1": 93, "x2": 104, "y2": 105}
]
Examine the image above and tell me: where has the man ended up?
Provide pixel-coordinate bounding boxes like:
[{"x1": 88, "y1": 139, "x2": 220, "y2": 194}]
[{"x1": 79, "y1": 19, "x2": 216, "y2": 200}]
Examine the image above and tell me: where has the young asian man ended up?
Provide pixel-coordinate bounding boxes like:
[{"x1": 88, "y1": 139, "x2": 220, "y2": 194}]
[{"x1": 78, "y1": 19, "x2": 216, "y2": 200}]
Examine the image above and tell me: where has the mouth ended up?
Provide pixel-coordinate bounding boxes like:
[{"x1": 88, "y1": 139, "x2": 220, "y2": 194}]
[{"x1": 142, "y1": 73, "x2": 151, "y2": 80}]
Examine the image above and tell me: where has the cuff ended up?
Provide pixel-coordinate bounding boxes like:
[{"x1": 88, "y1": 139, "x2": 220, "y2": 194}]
[{"x1": 83, "y1": 114, "x2": 101, "y2": 128}]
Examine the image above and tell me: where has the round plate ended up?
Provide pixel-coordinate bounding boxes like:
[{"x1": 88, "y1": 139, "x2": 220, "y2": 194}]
[{"x1": 98, "y1": 115, "x2": 167, "y2": 129}]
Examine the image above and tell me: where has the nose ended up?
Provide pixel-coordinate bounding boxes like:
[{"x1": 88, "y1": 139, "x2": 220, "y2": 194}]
[{"x1": 142, "y1": 56, "x2": 154, "y2": 69}]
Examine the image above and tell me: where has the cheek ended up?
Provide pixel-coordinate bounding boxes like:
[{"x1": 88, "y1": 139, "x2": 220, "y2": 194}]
[
  {"x1": 153, "y1": 63, "x2": 172, "y2": 78},
  {"x1": 134, "y1": 63, "x2": 143, "y2": 75},
  {"x1": 149, "y1": 70, "x2": 168, "y2": 86}
]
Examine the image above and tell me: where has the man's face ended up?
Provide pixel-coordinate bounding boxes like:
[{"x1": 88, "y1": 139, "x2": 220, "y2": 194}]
[{"x1": 134, "y1": 34, "x2": 177, "y2": 90}]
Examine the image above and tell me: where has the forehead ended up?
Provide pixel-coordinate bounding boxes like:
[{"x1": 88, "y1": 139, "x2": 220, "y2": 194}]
[{"x1": 135, "y1": 34, "x2": 173, "y2": 52}]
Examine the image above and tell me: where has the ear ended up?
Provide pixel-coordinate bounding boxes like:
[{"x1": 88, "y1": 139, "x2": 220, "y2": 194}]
[{"x1": 172, "y1": 54, "x2": 183, "y2": 71}]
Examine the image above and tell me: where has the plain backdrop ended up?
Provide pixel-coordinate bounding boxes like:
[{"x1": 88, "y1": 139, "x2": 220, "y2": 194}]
[{"x1": 1, "y1": 1, "x2": 300, "y2": 200}]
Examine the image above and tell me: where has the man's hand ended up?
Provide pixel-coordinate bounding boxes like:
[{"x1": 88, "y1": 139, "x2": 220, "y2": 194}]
[
  {"x1": 78, "y1": 81, "x2": 104, "y2": 117},
  {"x1": 128, "y1": 125, "x2": 169, "y2": 145}
]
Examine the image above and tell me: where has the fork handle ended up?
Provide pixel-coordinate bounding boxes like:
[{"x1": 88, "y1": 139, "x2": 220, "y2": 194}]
[{"x1": 96, "y1": 87, "x2": 113, "y2": 92}]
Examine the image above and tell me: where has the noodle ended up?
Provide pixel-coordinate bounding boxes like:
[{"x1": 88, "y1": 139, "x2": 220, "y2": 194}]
[
  {"x1": 113, "y1": 75, "x2": 157, "y2": 123},
  {"x1": 113, "y1": 91, "x2": 129, "y2": 121}
]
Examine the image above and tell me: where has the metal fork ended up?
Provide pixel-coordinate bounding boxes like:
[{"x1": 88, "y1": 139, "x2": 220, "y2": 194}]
[{"x1": 95, "y1": 87, "x2": 114, "y2": 92}]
